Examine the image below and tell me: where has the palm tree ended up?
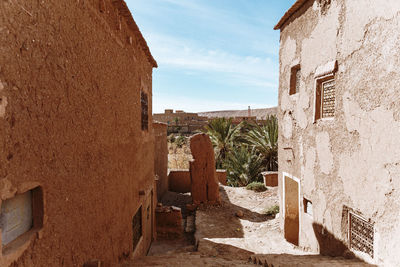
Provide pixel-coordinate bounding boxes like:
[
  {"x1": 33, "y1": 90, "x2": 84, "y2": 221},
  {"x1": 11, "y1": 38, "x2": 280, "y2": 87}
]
[
  {"x1": 244, "y1": 115, "x2": 278, "y2": 171},
  {"x1": 203, "y1": 118, "x2": 242, "y2": 168},
  {"x1": 223, "y1": 145, "x2": 264, "y2": 187}
]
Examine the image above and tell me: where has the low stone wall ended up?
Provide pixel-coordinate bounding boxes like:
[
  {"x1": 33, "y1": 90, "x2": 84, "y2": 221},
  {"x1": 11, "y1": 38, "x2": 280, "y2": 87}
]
[
  {"x1": 155, "y1": 205, "x2": 183, "y2": 239},
  {"x1": 168, "y1": 169, "x2": 191, "y2": 193},
  {"x1": 262, "y1": 171, "x2": 278, "y2": 187},
  {"x1": 169, "y1": 169, "x2": 227, "y2": 193}
]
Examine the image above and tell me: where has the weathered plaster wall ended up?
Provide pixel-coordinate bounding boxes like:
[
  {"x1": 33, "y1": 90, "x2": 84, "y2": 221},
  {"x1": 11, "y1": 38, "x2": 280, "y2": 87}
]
[
  {"x1": 0, "y1": 0, "x2": 156, "y2": 266},
  {"x1": 278, "y1": 0, "x2": 400, "y2": 265},
  {"x1": 168, "y1": 170, "x2": 191, "y2": 193},
  {"x1": 153, "y1": 122, "x2": 168, "y2": 201}
]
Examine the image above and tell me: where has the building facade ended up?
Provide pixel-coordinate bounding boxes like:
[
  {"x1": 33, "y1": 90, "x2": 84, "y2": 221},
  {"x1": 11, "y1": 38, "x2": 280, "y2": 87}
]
[
  {"x1": 0, "y1": 0, "x2": 157, "y2": 266},
  {"x1": 153, "y1": 109, "x2": 208, "y2": 134},
  {"x1": 276, "y1": 0, "x2": 400, "y2": 266}
]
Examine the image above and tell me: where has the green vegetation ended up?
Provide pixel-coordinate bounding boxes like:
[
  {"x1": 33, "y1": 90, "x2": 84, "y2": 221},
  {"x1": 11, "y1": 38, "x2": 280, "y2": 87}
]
[
  {"x1": 264, "y1": 205, "x2": 279, "y2": 216},
  {"x1": 175, "y1": 135, "x2": 186, "y2": 148},
  {"x1": 246, "y1": 182, "x2": 267, "y2": 192},
  {"x1": 168, "y1": 134, "x2": 176, "y2": 143},
  {"x1": 204, "y1": 115, "x2": 278, "y2": 187},
  {"x1": 203, "y1": 118, "x2": 241, "y2": 169}
]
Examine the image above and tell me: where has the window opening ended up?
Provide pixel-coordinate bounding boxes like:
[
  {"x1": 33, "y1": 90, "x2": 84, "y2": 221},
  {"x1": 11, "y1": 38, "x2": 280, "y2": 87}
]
[
  {"x1": 289, "y1": 65, "x2": 301, "y2": 95},
  {"x1": 141, "y1": 92, "x2": 148, "y2": 131},
  {"x1": 349, "y1": 212, "x2": 374, "y2": 258},
  {"x1": 0, "y1": 191, "x2": 33, "y2": 246},
  {"x1": 132, "y1": 206, "x2": 142, "y2": 251},
  {"x1": 303, "y1": 198, "x2": 313, "y2": 216},
  {"x1": 315, "y1": 77, "x2": 335, "y2": 120},
  {"x1": 321, "y1": 79, "x2": 335, "y2": 118}
]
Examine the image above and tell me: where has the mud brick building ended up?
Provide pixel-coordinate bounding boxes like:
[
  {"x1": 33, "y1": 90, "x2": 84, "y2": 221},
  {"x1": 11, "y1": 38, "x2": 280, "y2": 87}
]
[
  {"x1": 153, "y1": 109, "x2": 208, "y2": 135},
  {"x1": 275, "y1": 0, "x2": 400, "y2": 266},
  {"x1": 0, "y1": 0, "x2": 157, "y2": 266}
]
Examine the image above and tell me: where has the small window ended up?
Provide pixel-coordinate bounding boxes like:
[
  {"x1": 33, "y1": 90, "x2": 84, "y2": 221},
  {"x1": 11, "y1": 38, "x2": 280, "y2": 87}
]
[
  {"x1": 303, "y1": 198, "x2": 313, "y2": 216},
  {"x1": 0, "y1": 191, "x2": 33, "y2": 246},
  {"x1": 349, "y1": 212, "x2": 374, "y2": 258},
  {"x1": 315, "y1": 77, "x2": 335, "y2": 120},
  {"x1": 0, "y1": 186, "x2": 43, "y2": 253},
  {"x1": 141, "y1": 91, "x2": 148, "y2": 131},
  {"x1": 289, "y1": 65, "x2": 301, "y2": 95},
  {"x1": 132, "y1": 206, "x2": 142, "y2": 251}
]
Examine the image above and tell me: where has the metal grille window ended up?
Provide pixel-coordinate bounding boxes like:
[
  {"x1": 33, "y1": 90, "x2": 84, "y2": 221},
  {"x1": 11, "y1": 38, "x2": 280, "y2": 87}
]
[
  {"x1": 349, "y1": 212, "x2": 374, "y2": 258},
  {"x1": 141, "y1": 92, "x2": 148, "y2": 131},
  {"x1": 132, "y1": 207, "x2": 142, "y2": 251},
  {"x1": 322, "y1": 79, "x2": 335, "y2": 118}
]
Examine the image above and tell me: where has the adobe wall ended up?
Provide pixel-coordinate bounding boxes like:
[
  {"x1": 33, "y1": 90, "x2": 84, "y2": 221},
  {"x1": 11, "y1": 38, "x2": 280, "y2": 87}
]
[
  {"x1": 168, "y1": 170, "x2": 191, "y2": 193},
  {"x1": 169, "y1": 169, "x2": 227, "y2": 193},
  {"x1": 278, "y1": 1, "x2": 400, "y2": 266},
  {"x1": 0, "y1": 0, "x2": 156, "y2": 266},
  {"x1": 153, "y1": 122, "x2": 168, "y2": 201}
]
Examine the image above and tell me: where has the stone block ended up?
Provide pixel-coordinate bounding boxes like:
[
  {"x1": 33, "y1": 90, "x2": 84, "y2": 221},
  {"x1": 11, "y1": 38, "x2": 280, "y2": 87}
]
[{"x1": 189, "y1": 133, "x2": 220, "y2": 205}]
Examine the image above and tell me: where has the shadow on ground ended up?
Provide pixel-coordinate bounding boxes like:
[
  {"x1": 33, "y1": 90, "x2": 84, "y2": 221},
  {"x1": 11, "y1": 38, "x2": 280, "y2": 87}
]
[{"x1": 195, "y1": 186, "x2": 275, "y2": 239}]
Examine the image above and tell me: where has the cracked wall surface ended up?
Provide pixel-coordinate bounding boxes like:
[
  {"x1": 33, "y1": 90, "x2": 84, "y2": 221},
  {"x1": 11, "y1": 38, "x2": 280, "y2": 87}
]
[
  {"x1": 0, "y1": 0, "x2": 156, "y2": 266},
  {"x1": 278, "y1": 0, "x2": 400, "y2": 266}
]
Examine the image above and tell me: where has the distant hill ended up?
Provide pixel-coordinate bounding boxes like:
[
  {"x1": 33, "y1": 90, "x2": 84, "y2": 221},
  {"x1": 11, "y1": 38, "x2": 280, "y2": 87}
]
[{"x1": 198, "y1": 107, "x2": 277, "y2": 120}]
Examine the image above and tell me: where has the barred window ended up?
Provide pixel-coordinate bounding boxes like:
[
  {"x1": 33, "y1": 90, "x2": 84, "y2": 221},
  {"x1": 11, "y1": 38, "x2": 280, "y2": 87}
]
[
  {"x1": 289, "y1": 65, "x2": 301, "y2": 95},
  {"x1": 141, "y1": 92, "x2": 148, "y2": 131}
]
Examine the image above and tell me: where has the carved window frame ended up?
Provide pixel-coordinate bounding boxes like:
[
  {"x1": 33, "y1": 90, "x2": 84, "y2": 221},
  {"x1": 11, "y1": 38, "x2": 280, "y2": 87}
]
[{"x1": 313, "y1": 60, "x2": 338, "y2": 123}]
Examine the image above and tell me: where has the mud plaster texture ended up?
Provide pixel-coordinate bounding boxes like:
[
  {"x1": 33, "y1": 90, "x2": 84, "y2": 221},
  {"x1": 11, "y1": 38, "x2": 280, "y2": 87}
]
[
  {"x1": 153, "y1": 122, "x2": 168, "y2": 201},
  {"x1": 189, "y1": 134, "x2": 220, "y2": 205},
  {"x1": 277, "y1": 0, "x2": 400, "y2": 266},
  {"x1": 0, "y1": 0, "x2": 157, "y2": 266}
]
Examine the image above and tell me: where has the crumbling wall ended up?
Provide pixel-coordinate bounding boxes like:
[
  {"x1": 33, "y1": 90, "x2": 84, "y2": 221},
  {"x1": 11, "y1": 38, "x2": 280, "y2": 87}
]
[
  {"x1": 278, "y1": 1, "x2": 400, "y2": 266},
  {"x1": 153, "y1": 122, "x2": 168, "y2": 200},
  {"x1": 0, "y1": 0, "x2": 156, "y2": 266},
  {"x1": 189, "y1": 134, "x2": 220, "y2": 205}
]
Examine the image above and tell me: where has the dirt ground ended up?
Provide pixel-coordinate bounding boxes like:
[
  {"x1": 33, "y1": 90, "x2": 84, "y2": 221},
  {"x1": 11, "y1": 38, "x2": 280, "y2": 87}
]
[{"x1": 195, "y1": 185, "x2": 311, "y2": 260}]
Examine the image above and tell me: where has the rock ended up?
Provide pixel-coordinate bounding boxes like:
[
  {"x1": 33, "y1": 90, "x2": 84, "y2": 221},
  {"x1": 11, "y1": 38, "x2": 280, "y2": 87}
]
[{"x1": 235, "y1": 210, "x2": 244, "y2": 218}]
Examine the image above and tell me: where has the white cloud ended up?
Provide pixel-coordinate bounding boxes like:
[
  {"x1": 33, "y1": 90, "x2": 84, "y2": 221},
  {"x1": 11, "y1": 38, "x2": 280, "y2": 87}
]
[{"x1": 148, "y1": 33, "x2": 278, "y2": 89}]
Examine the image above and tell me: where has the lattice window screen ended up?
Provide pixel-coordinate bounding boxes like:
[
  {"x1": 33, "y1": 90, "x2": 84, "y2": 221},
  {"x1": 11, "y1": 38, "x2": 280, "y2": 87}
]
[
  {"x1": 322, "y1": 79, "x2": 335, "y2": 118},
  {"x1": 349, "y1": 212, "x2": 374, "y2": 258},
  {"x1": 132, "y1": 207, "x2": 142, "y2": 251}
]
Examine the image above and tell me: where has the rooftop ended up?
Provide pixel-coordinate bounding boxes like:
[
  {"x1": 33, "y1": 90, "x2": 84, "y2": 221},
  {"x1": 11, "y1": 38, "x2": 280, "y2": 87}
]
[{"x1": 274, "y1": 0, "x2": 310, "y2": 30}]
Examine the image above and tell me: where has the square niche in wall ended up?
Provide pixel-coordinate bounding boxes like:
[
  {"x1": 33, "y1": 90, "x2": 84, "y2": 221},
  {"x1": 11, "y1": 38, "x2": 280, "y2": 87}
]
[
  {"x1": 0, "y1": 191, "x2": 33, "y2": 246},
  {"x1": 0, "y1": 186, "x2": 44, "y2": 255},
  {"x1": 289, "y1": 65, "x2": 301, "y2": 95}
]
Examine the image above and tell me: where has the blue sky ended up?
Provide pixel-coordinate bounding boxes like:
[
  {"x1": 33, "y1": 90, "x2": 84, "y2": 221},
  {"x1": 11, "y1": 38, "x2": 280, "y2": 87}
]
[{"x1": 126, "y1": 0, "x2": 295, "y2": 113}]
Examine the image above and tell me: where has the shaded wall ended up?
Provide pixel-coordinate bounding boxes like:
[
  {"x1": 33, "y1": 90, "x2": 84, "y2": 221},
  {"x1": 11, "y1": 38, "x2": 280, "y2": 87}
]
[
  {"x1": 277, "y1": 1, "x2": 400, "y2": 266},
  {"x1": 0, "y1": 0, "x2": 156, "y2": 266},
  {"x1": 169, "y1": 169, "x2": 227, "y2": 193},
  {"x1": 169, "y1": 170, "x2": 191, "y2": 193},
  {"x1": 153, "y1": 122, "x2": 168, "y2": 201}
]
